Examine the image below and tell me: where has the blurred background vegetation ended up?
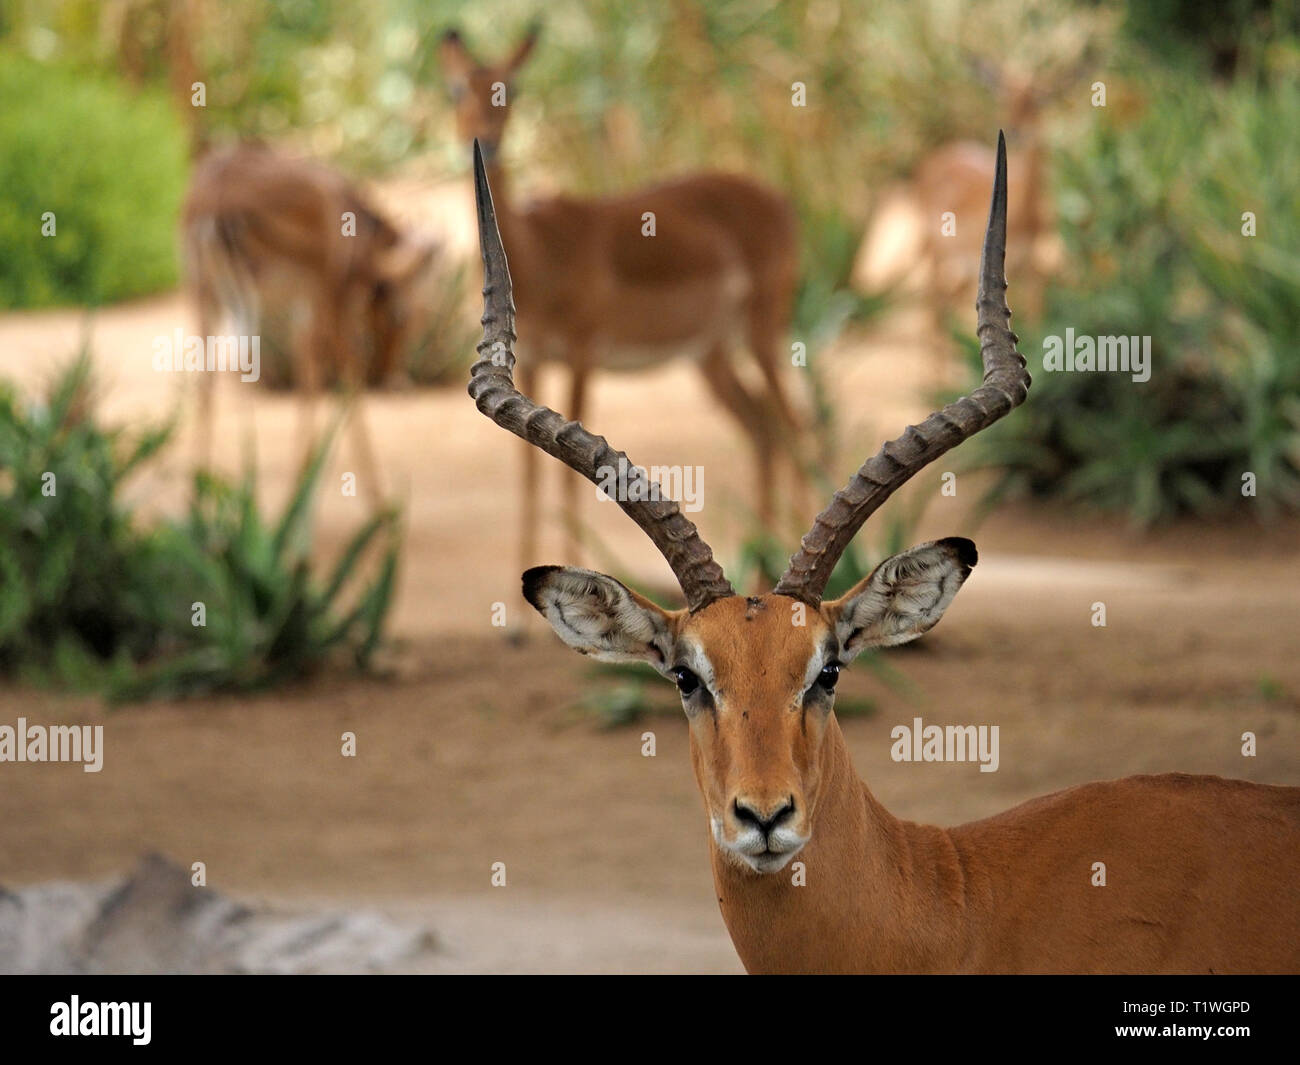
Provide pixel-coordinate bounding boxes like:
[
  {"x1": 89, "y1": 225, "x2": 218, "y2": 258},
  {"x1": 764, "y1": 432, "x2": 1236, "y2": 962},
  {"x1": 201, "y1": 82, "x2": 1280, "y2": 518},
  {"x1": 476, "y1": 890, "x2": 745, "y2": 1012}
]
[
  {"x1": 0, "y1": 353, "x2": 400, "y2": 701},
  {"x1": 0, "y1": 51, "x2": 187, "y2": 308},
  {"x1": 963, "y1": 62, "x2": 1300, "y2": 523},
  {"x1": 3, "y1": 0, "x2": 1296, "y2": 519},
  {"x1": 1, "y1": 0, "x2": 1298, "y2": 699}
]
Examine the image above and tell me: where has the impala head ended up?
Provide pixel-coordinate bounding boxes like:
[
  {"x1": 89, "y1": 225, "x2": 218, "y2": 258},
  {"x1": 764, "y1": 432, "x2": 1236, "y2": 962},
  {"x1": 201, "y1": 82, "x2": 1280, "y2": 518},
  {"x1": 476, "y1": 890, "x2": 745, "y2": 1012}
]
[
  {"x1": 468, "y1": 136, "x2": 1029, "y2": 874},
  {"x1": 522, "y1": 540, "x2": 975, "y2": 872},
  {"x1": 368, "y1": 232, "x2": 442, "y2": 383},
  {"x1": 969, "y1": 50, "x2": 1100, "y2": 139},
  {"x1": 439, "y1": 26, "x2": 540, "y2": 164}
]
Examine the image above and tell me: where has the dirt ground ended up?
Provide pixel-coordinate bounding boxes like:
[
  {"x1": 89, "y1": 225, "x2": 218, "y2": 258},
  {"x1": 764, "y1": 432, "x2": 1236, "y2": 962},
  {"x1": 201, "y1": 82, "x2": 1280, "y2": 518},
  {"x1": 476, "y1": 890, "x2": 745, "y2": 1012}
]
[{"x1": 1, "y1": 179, "x2": 1297, "y2": 973}]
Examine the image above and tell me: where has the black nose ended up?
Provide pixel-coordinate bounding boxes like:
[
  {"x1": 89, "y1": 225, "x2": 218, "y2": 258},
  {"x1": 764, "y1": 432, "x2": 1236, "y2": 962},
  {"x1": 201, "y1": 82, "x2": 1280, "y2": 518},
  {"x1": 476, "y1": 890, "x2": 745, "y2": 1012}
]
[{"x1": 733, "y1": 796, "x2": 796, "y2": 835}]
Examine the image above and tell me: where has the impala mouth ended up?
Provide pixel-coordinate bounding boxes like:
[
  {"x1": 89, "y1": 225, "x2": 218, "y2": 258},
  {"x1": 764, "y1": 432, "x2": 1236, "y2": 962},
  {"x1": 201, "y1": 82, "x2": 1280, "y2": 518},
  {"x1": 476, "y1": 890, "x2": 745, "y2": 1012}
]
[
  {"x1": 712, "y1": 817, "x2": 807, "y2": 874},
  {"x1": 744, "y1": 844, "x2": 805, "y2": 875}
]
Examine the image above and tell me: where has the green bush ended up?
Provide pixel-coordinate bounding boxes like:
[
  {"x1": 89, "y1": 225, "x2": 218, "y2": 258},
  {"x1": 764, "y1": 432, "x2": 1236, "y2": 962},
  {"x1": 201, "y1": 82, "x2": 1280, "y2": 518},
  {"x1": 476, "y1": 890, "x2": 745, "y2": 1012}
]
[
  {"x1": 0, "y1": 354, "x2": 401, "y2": 702},
  {"x1": 1114, "y1": 0, "x2": 1299, "y2": 77},
  {"x1": 0, "y1": 352, "x2": 172, "y2": 673},
  {"x1": 0, "y1": 53, "x2": 188, "y2": 309},
  {"x1": 965, "y1": 63, "x2": 1300, "y2": 523},
  {"x1": 117, "y1": 446, "x2": 400, "y2": 701}
]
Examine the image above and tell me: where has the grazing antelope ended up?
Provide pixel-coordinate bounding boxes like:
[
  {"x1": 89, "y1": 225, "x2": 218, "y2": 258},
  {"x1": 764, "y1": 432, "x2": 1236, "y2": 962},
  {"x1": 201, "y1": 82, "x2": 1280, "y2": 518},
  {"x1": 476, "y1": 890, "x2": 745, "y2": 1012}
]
[
  {"x1": 182, "y1": 142, "x2": 439, "y2": 502},
  {"x1": 469, "y1": 137, "x2": 1300, "y2": 974},
  {"x1": 855, "y1": 66, "x2": 1071, "y2": 340},
  {"x1": 440, "y1": 28, "x2": 805, "y2": 568}
]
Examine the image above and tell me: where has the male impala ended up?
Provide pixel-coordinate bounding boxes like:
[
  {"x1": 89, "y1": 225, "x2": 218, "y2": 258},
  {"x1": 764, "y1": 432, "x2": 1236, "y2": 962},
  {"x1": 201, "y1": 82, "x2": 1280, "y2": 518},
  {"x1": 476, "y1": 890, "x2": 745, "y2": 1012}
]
[
  {"x1": 183, "y1": 142, "x2": 438, "y2": 502},
  {"x1": 441, "y1": 28, "x2": 805, "y2": 566},
  {"x1": 469, "y1": 136, "x2": 1300, "y2": 973}
]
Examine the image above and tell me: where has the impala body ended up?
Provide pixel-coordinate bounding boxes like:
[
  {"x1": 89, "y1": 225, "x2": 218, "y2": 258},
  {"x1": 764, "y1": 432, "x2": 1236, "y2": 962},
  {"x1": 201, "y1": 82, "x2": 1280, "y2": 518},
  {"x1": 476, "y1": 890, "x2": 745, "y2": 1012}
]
[
  {"x1": 182, "y1": 142, "x2": 438, "y2": 499},
  {"x1": 468, "y1": 133, "x2": 1300, "y2": 974},
  {"x1": 441, "y1": 28, "x2": 804, "y2": 564},
  {"x1": 856, "y1": 65, "x2": 1076, "y2": 330},
  {"x1": 183, "y1": 143, "x2": 437, "y2": 390}
]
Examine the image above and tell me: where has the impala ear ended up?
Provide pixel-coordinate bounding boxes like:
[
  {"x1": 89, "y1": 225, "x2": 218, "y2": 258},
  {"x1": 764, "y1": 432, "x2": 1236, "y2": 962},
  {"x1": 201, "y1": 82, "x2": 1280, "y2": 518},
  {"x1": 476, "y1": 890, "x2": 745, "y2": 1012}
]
[
  {"x1": 824, "y1": 538, "x2": 977, "y2": 660},
  {"x1": 522, "y1": 566, "x2": 678, "y2": 671},
  {"x1": 506, "y1": 23, "x2": 541, "y2": 73}
]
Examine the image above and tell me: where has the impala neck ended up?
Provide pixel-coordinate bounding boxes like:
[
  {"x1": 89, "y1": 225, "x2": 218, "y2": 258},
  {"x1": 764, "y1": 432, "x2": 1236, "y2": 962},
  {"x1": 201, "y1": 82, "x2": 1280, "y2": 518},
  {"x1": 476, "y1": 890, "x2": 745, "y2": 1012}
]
[
  {"x1": 709, "y1": 716, "x2": 978, "y2": 974},
  {"x1": 1019, "y1": 133, "x2": 1047, "y2": 235},
  {"x1": 481, "y1": 155, "x2": 528, "y2": 280},
  {"x1": 482, "y1": 157, "x2": 517, "y2": 226}
]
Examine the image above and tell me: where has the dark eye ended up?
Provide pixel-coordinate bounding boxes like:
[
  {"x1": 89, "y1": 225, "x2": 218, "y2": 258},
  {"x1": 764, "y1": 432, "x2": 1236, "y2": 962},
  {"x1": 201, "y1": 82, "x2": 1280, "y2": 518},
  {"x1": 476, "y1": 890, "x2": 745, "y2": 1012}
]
[
  {"x1": 815, "y1": 664, "x2": 841, "y2": 692},
  {"x1": 671, "y1": 666, "x2": 700, "y2": 697}
]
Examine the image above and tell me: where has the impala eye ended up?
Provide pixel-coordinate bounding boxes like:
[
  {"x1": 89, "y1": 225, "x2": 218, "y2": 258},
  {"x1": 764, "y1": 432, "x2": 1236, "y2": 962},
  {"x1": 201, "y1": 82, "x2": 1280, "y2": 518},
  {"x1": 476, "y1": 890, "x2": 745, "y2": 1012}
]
[
  {"x1": 671, "y1": 666, "x2": 701, "y2": 697},
  {"x1": 815, "y1": 663, "x2": 841, "y2": 692}
]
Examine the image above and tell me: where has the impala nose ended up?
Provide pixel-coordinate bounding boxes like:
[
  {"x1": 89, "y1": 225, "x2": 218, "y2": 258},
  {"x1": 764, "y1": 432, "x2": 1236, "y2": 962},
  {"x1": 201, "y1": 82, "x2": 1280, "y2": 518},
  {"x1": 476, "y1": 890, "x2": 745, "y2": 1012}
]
[{"x1": 733, "y1": 796, "x2": 796, "y2": 837}]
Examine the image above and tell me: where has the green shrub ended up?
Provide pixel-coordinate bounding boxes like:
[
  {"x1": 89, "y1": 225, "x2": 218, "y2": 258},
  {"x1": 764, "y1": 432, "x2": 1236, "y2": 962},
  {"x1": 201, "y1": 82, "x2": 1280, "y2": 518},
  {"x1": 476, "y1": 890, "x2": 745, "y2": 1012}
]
[
  {"x1": 1114, "y1": 0, "x2": 1299, "y2": 77},
  {"x1": 965, "y1": 64, "x2": 1300, "y2": 523},
  {"x1": 0, "y1": 354, "x2": 401, "y2": 702},
  {"x1": 115, "y1": 442, "x2": 400, "y2": 701},
  {"x1": 0, "y1": 53, "x2": 188, "y2": 309},
  {"x1": 0, "y1": 351, "x2": 172, "y2": 673},
  {"x1": 4, "y1": 0, "x2": 433, "y2": 176}
]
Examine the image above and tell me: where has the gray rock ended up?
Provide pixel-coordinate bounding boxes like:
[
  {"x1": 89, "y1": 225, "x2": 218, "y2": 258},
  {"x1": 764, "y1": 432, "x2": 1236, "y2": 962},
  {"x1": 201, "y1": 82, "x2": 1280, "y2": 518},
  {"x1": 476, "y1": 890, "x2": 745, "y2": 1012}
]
[{"x1": 0, "y1": 854, "x2": 438, "y2": 974}]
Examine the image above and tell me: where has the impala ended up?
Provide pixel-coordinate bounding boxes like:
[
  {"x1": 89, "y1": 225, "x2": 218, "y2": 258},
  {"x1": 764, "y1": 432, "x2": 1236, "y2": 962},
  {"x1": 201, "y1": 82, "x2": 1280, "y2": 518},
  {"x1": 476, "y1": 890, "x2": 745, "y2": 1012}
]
[
  {"x1": 182, "y1": 142, "x2": 439, "y2": 503},
  {"x1": 469, "y1": 137, "x2": 1300, "y2": 974},
  {"x1": 441, "y1": 28, "x2": 806, "y2": 567},
  {"x1": 855, "y1": 62, "x2": 1083, "y2": 338}
]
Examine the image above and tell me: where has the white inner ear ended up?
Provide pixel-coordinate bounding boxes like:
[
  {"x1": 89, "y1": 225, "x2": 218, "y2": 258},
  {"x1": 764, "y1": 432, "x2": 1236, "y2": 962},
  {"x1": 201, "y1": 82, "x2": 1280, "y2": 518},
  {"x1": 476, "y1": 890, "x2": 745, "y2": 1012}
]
[
  {"x1": 531, "y1": 569, "x2": 674, "y2": 670},
  {"x1": 834, "y1": 541, "x2": 972, "y2": 657}
]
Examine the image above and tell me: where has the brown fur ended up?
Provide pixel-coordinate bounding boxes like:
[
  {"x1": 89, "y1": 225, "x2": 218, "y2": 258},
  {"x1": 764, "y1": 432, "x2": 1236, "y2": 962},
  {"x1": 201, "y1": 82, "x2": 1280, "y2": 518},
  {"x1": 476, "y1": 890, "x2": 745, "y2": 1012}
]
[
  {"x1": 440, "y1": 30, "x2": 804, "y2": 566},
  {"x1": 182, "y1": 143, "x2": 433, "y2": 390},
  {"x1": 642, "y1": 594, "x2": 1300, "y2": 974},
  {"x1": 182, "y1": 143, "x2": 436, "y2": 502}
]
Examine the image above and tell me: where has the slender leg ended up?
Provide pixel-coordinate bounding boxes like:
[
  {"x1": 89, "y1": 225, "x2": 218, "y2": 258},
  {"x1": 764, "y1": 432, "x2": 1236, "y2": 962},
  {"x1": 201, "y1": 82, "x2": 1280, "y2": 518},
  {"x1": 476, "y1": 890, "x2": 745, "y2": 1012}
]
[
  {"x1": 700, "y1": 345, "x2": 776, "y2": 532},
  {"x1": 925, "y1": 233, "x2": 954, "y2": 387},
  {"x1": 510, "y1": 359, "x2": 543, "y2": 643},
  {"x1": 748, "y1": 308, "x2": 809, "y2": 521},
  {"x1": 564, "y1": 358, "x2": 590, "y2": 563},
  {"x1": 293, "y1": 303, "x2": 323, "y2": 480},
  {"x1": 195, "y1": 369, "x2": 215, "y2": 478},
  {"x1": 339, "y1": 323, "x2": 383, "y2": 510},
  {"x1": 192, "y1": 283, "x2": 217, "y2": 481},
  {"x1": 518, "y1": 360, "x2": 540, "y2": 574},
  {"x1": 749, "y1": 319, "x2": 804, "y2": 441}
]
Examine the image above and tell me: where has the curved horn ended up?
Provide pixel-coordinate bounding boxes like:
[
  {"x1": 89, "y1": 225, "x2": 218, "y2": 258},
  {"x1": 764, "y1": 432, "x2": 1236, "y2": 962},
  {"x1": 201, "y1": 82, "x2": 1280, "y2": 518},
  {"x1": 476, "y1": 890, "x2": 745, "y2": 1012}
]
[
  {"x1": 774, "y1": 131, "x2": 1030, "y2": 605},
  {"x1": 467, "y1": 140, "x2": 735, "y2": 612}
]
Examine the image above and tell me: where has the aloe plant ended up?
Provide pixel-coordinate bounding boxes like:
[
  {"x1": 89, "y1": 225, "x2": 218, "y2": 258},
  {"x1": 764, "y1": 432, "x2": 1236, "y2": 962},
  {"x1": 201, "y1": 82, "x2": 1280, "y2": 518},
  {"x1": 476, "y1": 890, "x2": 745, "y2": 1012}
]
[{"x1": 0, "y1": 353, "x2": 402, "y2": 702}]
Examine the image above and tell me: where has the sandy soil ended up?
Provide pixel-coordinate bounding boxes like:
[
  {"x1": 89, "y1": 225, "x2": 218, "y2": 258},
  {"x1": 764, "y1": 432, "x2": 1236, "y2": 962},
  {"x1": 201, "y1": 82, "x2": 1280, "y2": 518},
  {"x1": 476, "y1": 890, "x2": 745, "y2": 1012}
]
[{"x1": 0, "y1": 179, "x2": 1297, "y2": 973}]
